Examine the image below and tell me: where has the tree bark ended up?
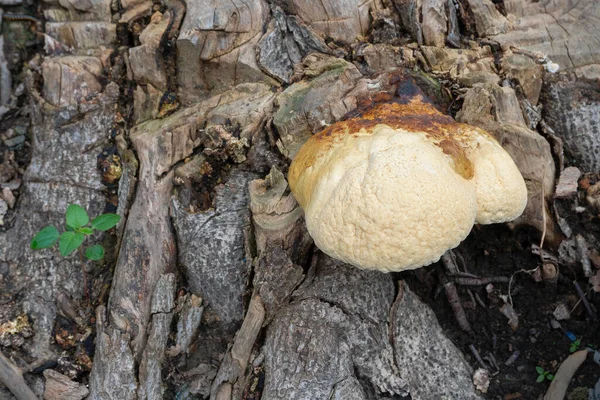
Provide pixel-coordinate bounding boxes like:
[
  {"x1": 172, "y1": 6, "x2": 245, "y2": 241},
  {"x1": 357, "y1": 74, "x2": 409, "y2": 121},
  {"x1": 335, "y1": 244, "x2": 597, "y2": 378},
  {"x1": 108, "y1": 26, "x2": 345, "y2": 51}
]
[{"x1": 1, "y1": 0, "x2": 599, "y2": 399}]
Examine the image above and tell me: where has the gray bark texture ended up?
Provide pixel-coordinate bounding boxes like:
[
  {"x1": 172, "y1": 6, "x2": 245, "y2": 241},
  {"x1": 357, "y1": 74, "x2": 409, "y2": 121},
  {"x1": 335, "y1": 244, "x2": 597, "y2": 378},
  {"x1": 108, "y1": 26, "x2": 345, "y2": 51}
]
[{"x1": 1, "y1": 0, "x2": 599, "y2": 399}]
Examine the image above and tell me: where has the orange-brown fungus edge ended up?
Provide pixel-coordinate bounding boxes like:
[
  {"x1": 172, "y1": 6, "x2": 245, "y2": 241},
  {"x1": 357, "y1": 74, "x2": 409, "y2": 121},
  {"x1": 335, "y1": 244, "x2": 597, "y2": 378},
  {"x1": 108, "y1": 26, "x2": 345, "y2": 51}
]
[{"x1": 308, "y1": 99, "x2": 477, "y2": 180}]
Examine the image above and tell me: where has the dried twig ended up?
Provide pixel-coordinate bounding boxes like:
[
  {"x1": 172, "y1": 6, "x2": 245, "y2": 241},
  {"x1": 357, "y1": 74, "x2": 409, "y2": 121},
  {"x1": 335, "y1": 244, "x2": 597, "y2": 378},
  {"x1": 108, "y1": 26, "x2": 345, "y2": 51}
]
[
  {"x1": 487, "y1": 352, "x2": 499, "y2": 371},
  {"x1": 441, "y1": 251, "x2": 459, "y2": 275},
  {"x1": 474, "y1": 292, "x2": 486, "y2": 308},
  {"x1": 539, "y1": 169, "x2": 547, "y2": 265},
  {"x1": 508, "y1": 268, "x2": 539, "y2": 307},
  {"x1": 453, "y1": 271, "x2": 480, "y2": 278},
  {"x1": 440, "y1": 254, "x2": 472, "y2": 332},
  {"x1": 0, "y1": 350, "x2": 36, "y2": 400},
  {"x1": 469, "y1": 344, "x2": 489, "y2": 370},
  {"x1": 504, "y1": 350, "x2": 520, "y2": 366},
  {"x1": 569, "y1": 287, "x2": 593, "y2": 315},
  {"x1": 455, "y1": 276, "x2": 510, "y2": 286},
  {"x1": 467, "y1": 289, "x2": 477, "y2": 308},
  {"x1": 575, "y1": 235, "x2": 593, "y2": 277},
  {"x1": 444, "y1": 281, "x2": 472, "y2": 332},
  {"x1": 573, "y1": 281, "x2": 598, "y2": 322}
]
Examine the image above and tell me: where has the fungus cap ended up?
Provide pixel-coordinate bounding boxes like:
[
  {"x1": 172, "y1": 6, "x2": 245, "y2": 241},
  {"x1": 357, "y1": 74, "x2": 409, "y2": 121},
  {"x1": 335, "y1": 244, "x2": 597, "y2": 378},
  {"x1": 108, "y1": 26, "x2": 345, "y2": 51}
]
[{"x1": 288, "y1": 99, "x2": 527, "y2": 272}]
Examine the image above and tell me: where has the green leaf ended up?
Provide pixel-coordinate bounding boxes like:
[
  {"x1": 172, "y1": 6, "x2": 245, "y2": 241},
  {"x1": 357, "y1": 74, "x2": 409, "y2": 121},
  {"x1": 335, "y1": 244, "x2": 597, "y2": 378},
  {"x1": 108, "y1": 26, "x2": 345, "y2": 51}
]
[
  {"x1": 65, "y1": 204, "x2": 89, "y2": 229},
  {"x1": 85, "y1": 245, "x2": 105, "y2": 261},
  {"x1": 31, "y1": 226, "x2": 60, "y2": 249},
  {"x1": 535, "y1": 366, "x2": 544, "y2": 375},
  {"x1": 547, "y1": 374, "x2": 554, "y2": 381},
  {"x1": 91, "y1": 213, "x2": 121, "y2": 231},
  {"x1": 536, "y1": 375, "x2": 545, "y2": 383},
  {"x1": 79, "y1": 227, "x2": 94, "y2": 235},
  {"x1": 59, "y1": 231, "x2": 85, "y2": 256}
]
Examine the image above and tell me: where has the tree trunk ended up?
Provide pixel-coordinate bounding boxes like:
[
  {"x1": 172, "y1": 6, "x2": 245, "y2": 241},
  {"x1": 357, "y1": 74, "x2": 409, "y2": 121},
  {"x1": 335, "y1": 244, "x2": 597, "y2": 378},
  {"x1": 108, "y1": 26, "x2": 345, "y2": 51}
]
[{"x1": 0, "y1": 0, "x2": 599, "y2": 399}]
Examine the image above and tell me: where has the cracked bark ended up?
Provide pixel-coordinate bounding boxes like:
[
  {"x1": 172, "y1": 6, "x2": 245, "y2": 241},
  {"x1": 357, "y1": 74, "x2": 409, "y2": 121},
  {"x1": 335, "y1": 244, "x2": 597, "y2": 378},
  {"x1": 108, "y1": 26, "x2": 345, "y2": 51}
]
[{"x1": 9, "y1": 0, "x2": 598, "y2": 399}]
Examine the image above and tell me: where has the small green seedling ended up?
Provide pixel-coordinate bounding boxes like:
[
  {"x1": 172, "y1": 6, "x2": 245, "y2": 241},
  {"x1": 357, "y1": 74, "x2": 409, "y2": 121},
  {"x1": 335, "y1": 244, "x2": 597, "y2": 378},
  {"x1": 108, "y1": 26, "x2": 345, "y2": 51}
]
[
  {"x1": 570, "y1": 339, "x2": 581, "y2": 353},
  {"x1": 31, "y1": 204, "x2": 120, "y2": 258},
  {"x1": 536, "y1": 366, "x2": 554, "y2": 383},
  {"x1": 31, "y1": 204, "x2": 120, "y2": 298}
]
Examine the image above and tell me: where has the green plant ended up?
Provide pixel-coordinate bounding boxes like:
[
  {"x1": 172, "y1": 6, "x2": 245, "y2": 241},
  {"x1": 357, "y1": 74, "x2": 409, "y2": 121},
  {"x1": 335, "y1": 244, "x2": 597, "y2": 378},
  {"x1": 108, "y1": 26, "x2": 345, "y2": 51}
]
[
  {"x1": 570, "y1": 339, "x2": 581, "y2": 353},
  {"x1": 536, "y1": 366, "x2": 554, "y2": 383},
  {"x1": 31, "y1": 204, "x2": 120, "y2": 298}
]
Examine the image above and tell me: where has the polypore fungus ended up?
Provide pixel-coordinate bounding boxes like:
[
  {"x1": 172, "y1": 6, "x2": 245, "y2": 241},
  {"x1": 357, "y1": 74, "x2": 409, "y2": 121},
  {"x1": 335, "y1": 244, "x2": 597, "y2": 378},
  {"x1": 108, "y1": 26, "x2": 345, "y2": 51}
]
[{"x1": 288, "y1": 97, "x2": 527, "y2": 272}]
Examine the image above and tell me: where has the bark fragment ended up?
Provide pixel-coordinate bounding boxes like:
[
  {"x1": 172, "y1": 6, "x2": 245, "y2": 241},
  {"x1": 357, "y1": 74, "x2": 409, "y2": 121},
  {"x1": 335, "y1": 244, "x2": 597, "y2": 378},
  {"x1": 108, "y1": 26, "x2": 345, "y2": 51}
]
[
  {"x1": 263, "y1": 254, "x2": 406, "y2": 399},
  {"x1": 541, "y1": 73, "x2": 600, "y2": 172},
  {"x1": 176, "y1": 0, "x2": 275, "y2": 101},
  {"x1": 275, "y1": 0, "x2": 381, "y2": 43},
  {"x1": 138, "y1": 273, "x2": 176, "y2": 400},
  {"x1": 88, "y1": 306, "x2": 137, "y2": 400},
  {"x1": 257, "y1": 7, "x2": 330, "y2": 83},
  {"x1": 211, "y1": 295, "x2": 266, "y2": 399},
  {"x1": 172, "y1": 294, "x2": 204, "y2": 356},
  {"x1": 43, "y1": 369, "x2": 88, "y2": 400},
  {"x1": 248, "y1": 167, "x2": 310, "y2": 260},
  {"x1": 172, "y1": 169, "x2": 256, "y2": 329},
  {"x1": 495, "y1": 0, "x2": 600, "y2": 73},
  {"x1": 128, "y1": 11, "x2": 171, "y2": 91},
  {"x1": 104, "y1": 118, "x2": 177, "y2": 361},
  {"x1": 457, "y1": 83, "x2": 557, "y2": 242},
  {"x1": 273, "y1": 54, "x2": 363, "y2": 159},
  {"x1": 393, "y1": 281, "x2": 482, "y2": 399}
]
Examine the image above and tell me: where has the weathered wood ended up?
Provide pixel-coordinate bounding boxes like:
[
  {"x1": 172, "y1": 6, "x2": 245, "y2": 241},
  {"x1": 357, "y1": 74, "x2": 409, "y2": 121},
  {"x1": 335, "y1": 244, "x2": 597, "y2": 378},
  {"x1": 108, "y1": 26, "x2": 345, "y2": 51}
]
[
  {"x1": 171, "y1": 169, "x2": 256, "y2": 330},
  {"x1": 541, "y1": 73, "x2": 600, "y2": 172},
  {"x1": 253, "y1": 246, "x2": 304, "y2": 323},
  {"x1": 420, "y1": 45, "x2": 499, "y2": 87},
  {"x1": 465, "y1": 0, "x2": 508, "y2": 36},
  {"x1": 273, "y1": 54, "x2": 363, "y2": 159},
  {"x1": 45, "y1": 22, "x2": 116, "y2": 51},
  {"x1": 211, "y1": 295, "x2": 266, "y2": 399},
  {"x1": 276, "y1": 0, "x2": 381, "y2": 43},
  {"x1": 43, "y1": 0, "x2": 112, "y2": 22},
  {"x1": 43, "y1": 369, "x2": 88, "y2": 400},
  {"x1": 88, "y1": 306, "x2": 137, "y2": 400},
  {"x1": 138, "y1": 273, "x2": 176, "y2": 400},
  {"x1": 457, "y1": 83, "x2": 558, "y2": 242},
  {"x1": 248, "y1": 167, "x2": 311, "y2": 259},
  {"x1": 422, "y1": 0, "x2": 447, "y2": 47},
  {"x1": 104, "y1": 120, "x2": 177, "y2": 362},
  {"x1": 392, "y1": 281, "x2": 481, "y2": 399},
  {"x1": 257, "y1": 7, "x2": 329, "y2": 83},
  {"x1": 495, "y1": 0, "x2": 600, "y2": 73},
  {"x1": 128, "y1": 11, "x2": 171, "y2": 91},
  {"x1": 263, "y1": 254, "x2": 406, "y2": 399},
  {"x1": 0, "y1": 33, "x2": 10, "y2": 108},
  {"x1": 176, "y1": 0, "x2": 275, "y2": 101},
  {"x1": 172, "y1": 294, "x2": 204, "y2": 356},
  {"x1": 360, "y1": 43, "x2": 404, "y2": 73},
  {"x1": 211, "y1": 166, "x2": 311, "y2": 400},
  {"x1": 391, "y1": 0, "x2": 423, "y2": 44},
  {"x1": 0, "y1": 350, "x2": 36, "y2": 400},
  {"x1": 0, "y1": 81, "x2": 117, "y2": 361}
]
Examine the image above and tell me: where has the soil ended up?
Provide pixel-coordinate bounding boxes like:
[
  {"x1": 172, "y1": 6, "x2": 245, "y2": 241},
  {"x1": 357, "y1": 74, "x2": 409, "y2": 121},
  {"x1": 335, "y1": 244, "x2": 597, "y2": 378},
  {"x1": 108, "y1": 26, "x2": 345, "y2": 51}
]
[{"x1": 402, "y1": 213, "x2": 600, "y2": 399}]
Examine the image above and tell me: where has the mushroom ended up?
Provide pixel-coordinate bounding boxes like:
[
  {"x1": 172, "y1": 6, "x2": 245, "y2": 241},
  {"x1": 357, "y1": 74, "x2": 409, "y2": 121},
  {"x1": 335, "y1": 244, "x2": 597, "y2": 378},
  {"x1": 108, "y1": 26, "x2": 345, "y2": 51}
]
[{"x1": 288, "y1": 96, "x2": 527, "y2": 272}]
